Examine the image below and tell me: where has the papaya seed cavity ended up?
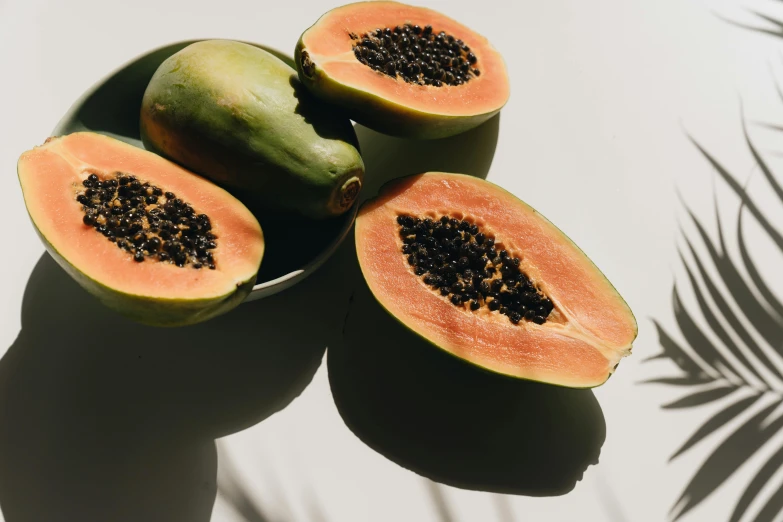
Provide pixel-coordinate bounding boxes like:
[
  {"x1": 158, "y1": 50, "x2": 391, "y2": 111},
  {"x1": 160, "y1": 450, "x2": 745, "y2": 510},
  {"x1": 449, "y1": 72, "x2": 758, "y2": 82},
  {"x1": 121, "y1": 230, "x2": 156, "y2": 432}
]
[
  {"x1": 351, "y1": 23, "x2": 480, "y2": 87},
  {"x1": 76, "y1": 171, "x2": 218, "y2": 269},
  {"x1": 397, "y1": 214, "x2": 554, "y2": 325}
]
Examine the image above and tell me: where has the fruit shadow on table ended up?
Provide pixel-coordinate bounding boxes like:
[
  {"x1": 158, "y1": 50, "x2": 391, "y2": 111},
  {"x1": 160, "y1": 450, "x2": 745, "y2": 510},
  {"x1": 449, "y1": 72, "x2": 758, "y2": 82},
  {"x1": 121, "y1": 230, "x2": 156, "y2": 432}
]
[
  {"x1": 330, "y1": 115, "x2": 607, "y2": 497},
  {"x1": 353, "y1": 114, "x2": 499, "y2": 195},
  {"x1": 0, "y1": 248, "x2": 346, "y2": 522},
  {"x1": 328, "y1": 253, "x2": 606, "y2": 497}
]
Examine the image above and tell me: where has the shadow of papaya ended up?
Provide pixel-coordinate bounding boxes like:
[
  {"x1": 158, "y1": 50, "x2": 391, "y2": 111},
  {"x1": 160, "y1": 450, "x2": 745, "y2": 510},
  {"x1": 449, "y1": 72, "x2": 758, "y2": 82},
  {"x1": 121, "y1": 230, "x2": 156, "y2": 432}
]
[
  {"x1": 354, "y1": 113, "x2": 500, "y2": 201},
  {"x1": 0, "y1": 250, "x2": 348, "y2": 522},
  {"x1": 328, "y1": 253, "x2": 606, "y2": 496}
]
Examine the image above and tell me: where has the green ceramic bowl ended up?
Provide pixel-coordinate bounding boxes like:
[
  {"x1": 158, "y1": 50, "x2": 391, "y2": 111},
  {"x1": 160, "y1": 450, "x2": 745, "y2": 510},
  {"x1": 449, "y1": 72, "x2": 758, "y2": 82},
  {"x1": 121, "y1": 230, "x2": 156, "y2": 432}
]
[{"x1": 52, "y1": 39, "x2": 358, "y2": 302}]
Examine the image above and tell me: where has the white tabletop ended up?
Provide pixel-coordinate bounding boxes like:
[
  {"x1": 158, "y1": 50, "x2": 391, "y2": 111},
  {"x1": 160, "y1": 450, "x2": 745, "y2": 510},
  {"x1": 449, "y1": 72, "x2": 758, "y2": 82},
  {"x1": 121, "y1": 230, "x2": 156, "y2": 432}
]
[{"x1": 3, "y1": 0, "x2": 783, "y2": 520}]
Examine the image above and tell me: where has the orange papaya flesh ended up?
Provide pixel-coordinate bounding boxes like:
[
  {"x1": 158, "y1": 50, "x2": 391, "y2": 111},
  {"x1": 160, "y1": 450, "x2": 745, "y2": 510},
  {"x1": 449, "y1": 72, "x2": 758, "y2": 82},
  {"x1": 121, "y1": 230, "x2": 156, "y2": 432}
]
[
  {"x1": 296, "y1": 1, "x2": 510, "y2": 139},
  {"x1": 355, "y1": 173, "x2": 637, "y2": 388},
  {"x1": 17, "y1": 132, "x2": 265, "y2": 326}
]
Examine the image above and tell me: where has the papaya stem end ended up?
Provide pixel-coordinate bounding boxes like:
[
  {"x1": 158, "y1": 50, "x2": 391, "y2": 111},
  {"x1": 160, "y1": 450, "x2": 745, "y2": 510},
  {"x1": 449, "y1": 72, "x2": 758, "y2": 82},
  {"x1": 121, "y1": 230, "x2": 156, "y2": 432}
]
[{"x1": 340, "y1": 177, "x2": 361, "y2": 209}]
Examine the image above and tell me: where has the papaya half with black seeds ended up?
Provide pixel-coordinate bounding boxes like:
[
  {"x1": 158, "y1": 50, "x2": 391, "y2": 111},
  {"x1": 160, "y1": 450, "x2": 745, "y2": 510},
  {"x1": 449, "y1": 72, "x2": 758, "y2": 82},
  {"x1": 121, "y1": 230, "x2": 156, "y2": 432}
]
[
  {"x1": 140, "y1": 40, "x2": 364, "y2": 219},
  {"x1": 295, "y1": 1, "x2": 510, "y2": 139},
  {"x1": 17, "y1": 132, "x2": 265, "y2": 327},
  {"x1": 354, "y1": 173, "x2": 637, "y2": 388}
]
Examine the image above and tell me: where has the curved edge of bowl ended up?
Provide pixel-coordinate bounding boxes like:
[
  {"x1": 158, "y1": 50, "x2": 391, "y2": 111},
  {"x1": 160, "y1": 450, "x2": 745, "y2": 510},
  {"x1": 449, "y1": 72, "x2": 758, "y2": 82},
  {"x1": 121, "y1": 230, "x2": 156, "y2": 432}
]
[
  {"x1": 246, "y1": 202, "x2": 358, "y2": 301},
  {"x1": 51, "y1": 38, "x2": 295, "y2": 138}
]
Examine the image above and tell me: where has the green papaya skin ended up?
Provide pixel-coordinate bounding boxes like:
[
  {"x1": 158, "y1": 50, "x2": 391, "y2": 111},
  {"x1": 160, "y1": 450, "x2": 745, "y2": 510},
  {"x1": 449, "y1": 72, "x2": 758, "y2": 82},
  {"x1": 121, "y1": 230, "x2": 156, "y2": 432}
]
[
  {"x1": 140, "y1": 40, "x2": 364, "y2": 219},
  {"x1": 39, "y1": 229, "x2": 256, "y2": 327}
]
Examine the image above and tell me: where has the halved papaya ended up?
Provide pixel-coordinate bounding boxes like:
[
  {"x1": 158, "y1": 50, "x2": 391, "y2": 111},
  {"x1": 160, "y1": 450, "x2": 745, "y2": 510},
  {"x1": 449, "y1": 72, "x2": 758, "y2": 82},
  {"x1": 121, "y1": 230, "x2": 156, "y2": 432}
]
[
  {"x1": 17, "y1": 132, "x2": 265, "y2": 326},
  {"x1": 354, "y1": 173, "x2": 637, "y2": 388},
  {"x1": 295, "y1": 1, "x2": 510, "y2": 139}
]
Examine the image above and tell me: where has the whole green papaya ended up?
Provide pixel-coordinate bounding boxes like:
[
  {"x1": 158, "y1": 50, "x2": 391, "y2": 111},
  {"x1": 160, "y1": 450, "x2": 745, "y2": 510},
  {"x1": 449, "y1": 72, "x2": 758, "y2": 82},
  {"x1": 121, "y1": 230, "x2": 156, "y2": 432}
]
[{"x1": 140, "y1": 40, "x2": 364, "y2": 219}]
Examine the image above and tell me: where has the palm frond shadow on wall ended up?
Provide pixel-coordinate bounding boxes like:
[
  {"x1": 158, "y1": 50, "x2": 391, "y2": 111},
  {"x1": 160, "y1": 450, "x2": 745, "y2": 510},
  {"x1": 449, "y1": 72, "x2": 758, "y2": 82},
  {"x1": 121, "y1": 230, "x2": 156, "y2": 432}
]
[
  {"x1": 644, "y1": 103, "x2": 783, "y2": 521},
  {"x1": 722, "y1": 5, "x2": 783, "y2": 41}
]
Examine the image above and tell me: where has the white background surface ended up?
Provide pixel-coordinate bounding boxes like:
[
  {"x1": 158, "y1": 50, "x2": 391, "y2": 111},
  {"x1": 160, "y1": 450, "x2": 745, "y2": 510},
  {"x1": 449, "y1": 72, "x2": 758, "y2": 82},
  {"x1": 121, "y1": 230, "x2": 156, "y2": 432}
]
[{"x1": 3, "y1": 0, "x2": 783, "y2": 520}]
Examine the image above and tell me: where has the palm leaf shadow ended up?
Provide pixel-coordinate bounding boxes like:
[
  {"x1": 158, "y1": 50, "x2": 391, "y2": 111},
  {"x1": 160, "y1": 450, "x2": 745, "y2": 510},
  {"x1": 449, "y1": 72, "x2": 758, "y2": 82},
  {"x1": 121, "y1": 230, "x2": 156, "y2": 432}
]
[
  {"x1": 215, "y1": 444, "x2": 277, "y2": 522},
  {"x1": 645, "y1": 114, "x2": 783, "y2": 520},
  {"x1": 215, "y1": 446, "x2": 515, "y2": 522},
  {"x1": 720, "y1": 7, "x2": 783, "y2": 40},
  {"x1": 215, "y1": 443, "x2": 335, "y2": 522}
]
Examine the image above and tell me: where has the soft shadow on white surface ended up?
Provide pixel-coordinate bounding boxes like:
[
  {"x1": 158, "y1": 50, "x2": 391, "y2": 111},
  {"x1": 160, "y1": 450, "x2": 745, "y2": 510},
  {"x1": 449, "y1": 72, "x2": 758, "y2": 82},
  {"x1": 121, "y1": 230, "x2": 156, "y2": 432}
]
[
  {"x1": 0, "y1": 252, "x2": 338, "y2": 522},
  {"x1": 329, "y1": 263, "x2": 606, "y2": 496},
  {"x1": 329, "y1": 116, "x2": 603, "y2": 496}
]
